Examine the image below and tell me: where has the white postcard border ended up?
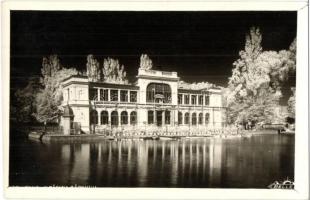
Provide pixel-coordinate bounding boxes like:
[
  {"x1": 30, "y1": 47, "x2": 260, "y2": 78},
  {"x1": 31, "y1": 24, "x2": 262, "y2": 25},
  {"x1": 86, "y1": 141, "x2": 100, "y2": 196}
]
[{"x1": 1, "y1": 1, "x2": 308, "y2": 199}]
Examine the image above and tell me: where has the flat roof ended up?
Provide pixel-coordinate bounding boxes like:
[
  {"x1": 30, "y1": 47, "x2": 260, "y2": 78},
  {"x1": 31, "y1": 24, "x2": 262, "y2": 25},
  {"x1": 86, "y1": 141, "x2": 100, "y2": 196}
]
[{"x1": 90, "y1": 82, "x2": 139, "y2": 90}]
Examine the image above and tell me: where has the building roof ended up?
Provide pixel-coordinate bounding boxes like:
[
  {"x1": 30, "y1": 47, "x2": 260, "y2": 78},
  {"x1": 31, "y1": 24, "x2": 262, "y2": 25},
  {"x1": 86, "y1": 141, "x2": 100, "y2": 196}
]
[
  {"x1": 62, "y1": 75, "x2": 88, "y2": 83},
  {"x1": 90, "y1": 82, "x2": 139, "y2": 90}
]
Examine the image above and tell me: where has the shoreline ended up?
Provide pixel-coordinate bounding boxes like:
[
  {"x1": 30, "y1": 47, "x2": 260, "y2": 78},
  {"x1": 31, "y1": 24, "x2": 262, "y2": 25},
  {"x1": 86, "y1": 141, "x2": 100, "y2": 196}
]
[{"x1": 28, "y1": 129, "x2": 290, "y2": 143}]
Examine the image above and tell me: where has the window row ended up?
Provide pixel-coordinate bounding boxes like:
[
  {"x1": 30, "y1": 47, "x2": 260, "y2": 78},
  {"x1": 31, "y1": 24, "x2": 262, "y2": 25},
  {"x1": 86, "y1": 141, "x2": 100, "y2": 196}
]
[
  {"x1": 147, "y1": 110, "x2": 171, "y2": 125},
  {"x1": 90, "y1": 110, "x2": 137, "y2": 126},
  {"x1": 89, "y1": 88, "x2": 137, "y2": 102},
  {"x1": 178, "y1": 94, "x2": 209, "y2": 106},
  {"x1": 178, "y1": 112, "x2": 210, "y2": 125}
]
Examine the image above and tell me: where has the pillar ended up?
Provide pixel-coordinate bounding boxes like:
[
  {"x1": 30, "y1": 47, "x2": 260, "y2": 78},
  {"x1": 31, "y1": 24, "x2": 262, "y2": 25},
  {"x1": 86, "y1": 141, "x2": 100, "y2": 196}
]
[
  {"x1": 97, "y1": 88, "x2": 100, "y2": 101},
  {"x1": 118, "y1": 111, "x2": 121, "y2": 126},
  {"x1": 98, "y1": 110, "x2": 101, "y2": 125},
  {"x1": 63, "y1": 117, "x2": 71, "y2": 135}
]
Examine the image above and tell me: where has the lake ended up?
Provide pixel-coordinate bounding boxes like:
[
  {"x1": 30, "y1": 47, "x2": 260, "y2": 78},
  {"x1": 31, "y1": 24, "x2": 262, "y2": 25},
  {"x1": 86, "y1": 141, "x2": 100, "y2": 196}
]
[{"x1": 9, "y1": 133, "x2": 294, "y2": 188}]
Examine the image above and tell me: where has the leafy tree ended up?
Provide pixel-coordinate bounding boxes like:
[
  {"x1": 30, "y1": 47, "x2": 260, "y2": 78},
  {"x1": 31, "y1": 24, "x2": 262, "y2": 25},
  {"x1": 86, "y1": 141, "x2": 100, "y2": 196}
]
[
  {"x1": 102, "y1": 57, "x2": 128, "y2": 84},
  {"x1": 139, "y1": 54, "x2": 153, "y2": 70},
  {"x1": 34, "y1": 55, "x2": 78, "y2": 123},
  {"x1": 178, "y1": 80, "x2": 215, "y2": 90},
  {"x1": 86, "y1": 54, "x2": 101, "y2": 82},
  {"x1": 14, "y1": 80, "x2": 39, "y2": 123},
  {"x1": 287, "y1": 87, "x2": 295, "y2": 118},
  {"x1": 226, "y1": 27, "x2": 296, "y2": 125}
]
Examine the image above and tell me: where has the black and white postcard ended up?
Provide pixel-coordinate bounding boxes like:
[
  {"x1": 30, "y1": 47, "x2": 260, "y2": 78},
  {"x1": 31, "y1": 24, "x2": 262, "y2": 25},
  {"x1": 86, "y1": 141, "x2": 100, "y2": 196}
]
[{"x1": 2, "y1": 1, "x2": 309, "y2": 199}]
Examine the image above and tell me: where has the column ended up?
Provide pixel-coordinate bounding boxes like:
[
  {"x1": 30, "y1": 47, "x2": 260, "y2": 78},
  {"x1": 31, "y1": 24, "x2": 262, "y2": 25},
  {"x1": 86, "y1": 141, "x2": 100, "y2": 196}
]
[
  {"x1": 118, "y1": 90, "x2": 120, "y2": 102},
  {"x1": 98, "y1": 109, "x2": 101, "y2": 125},
  {"x1": 213, "y1": 108, "x2": 215, "y2": 128},
  {"x1": 108, "y1": 89, "x2": 110, "y2": 101},
  {"x1": 74, "y1": 86, "x2": 77, "y2": 100},
  {"x1": 97, "y1": 88, "x2": 100, "y2": 101},
  {"x1": 118, "y1": 111, "x2": 121, "y2": 126}
]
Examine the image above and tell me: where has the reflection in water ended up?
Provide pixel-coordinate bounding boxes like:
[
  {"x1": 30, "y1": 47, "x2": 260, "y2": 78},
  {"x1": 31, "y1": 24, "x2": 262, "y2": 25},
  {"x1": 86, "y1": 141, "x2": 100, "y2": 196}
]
[{"x1": 10, "y1": 135, "x2": 295, "y2": 188}]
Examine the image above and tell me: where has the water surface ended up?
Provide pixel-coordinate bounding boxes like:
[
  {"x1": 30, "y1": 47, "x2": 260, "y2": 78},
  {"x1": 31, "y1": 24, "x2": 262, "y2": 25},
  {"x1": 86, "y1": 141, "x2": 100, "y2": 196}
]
[{"x1": 10, "y1": 134, "x2": 294, "y2": 188}]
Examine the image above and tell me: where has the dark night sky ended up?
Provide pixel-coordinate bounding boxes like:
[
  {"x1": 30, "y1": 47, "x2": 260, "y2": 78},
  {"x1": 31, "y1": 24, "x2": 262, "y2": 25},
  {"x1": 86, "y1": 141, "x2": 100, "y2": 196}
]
[{"x1": 10, "y1": 11, "x2": 296, "y2": 102}]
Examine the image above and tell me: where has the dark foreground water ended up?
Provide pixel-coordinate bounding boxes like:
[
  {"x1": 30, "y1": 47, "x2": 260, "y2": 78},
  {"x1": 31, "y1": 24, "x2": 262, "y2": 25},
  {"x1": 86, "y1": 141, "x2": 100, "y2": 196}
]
[{"x1": 10, "y1": 134, "x2": 294, "y2": 188}]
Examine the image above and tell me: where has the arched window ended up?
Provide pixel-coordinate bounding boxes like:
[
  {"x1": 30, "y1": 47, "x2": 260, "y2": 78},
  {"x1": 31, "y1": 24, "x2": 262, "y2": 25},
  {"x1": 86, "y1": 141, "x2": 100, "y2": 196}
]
[
  {"x1": 146, "y1": 83, "x2": 172, "y2": 103},
  {"x1": 130, "y1": 111, "x2": 137, "y2": 125},
  {"x1": 192, "y1": 113, "x2": 197, "y2": 125},
  {"x1": 184, "y1": 113, "x2": 189, "y2": 124},
  {"x1": 198, "y1": 113, "x2": 203, "y2": 124},
  {"x1": 90, "y1": 110, "x2": 98, "y2": 125},
  {"x1": 205, "y1": 113, "x2": 210, "y2": 124},
  {"x1": 148, "y1": 110, "x2": 154, "y2": 124},
  {"x1": 121, "y1": 111, "x2": 128, "y2": 125},
  {"x1": 165, "y1": 110, "x2": 170, "y2": 124},
  {"x1": 178, "y1": 112, "x2": 183, "y2": 125},
  {"x1": 100, "y1": 111, "x2": 109, "y2": 125},
  {"x1": 111, "y1": 111, "x2": 118, "y2": 126}
]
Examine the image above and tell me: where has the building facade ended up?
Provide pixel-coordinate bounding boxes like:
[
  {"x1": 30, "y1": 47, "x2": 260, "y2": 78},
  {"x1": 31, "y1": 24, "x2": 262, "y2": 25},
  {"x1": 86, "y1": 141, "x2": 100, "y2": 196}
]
[{"x1": 61, "y1": 68, "x2": 226, "y2": 134}]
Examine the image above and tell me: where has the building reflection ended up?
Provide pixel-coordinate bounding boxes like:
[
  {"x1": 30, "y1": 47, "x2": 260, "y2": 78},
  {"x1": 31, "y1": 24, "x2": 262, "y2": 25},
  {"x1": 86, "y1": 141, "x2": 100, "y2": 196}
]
[
  {"x1": 209, "y1": 139, "x2": 222, "y2": 186},
  {"x1": 137, "y1": 140, "x2": 149, "y2": 186},
  {"x1": 58, "y1": 139, "x2": 225, "y2": 187}
]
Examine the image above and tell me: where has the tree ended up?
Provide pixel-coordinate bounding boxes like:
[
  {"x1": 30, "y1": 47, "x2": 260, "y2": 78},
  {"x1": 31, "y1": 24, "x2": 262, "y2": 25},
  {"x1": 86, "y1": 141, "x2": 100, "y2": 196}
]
[
  {"x1": 178, "y1": 80, "x2": 215, "y2": 90},
  {"x1": 34, "y1": 55, "x2": 78, "y2": 123},
  {"x1": 139, "y1": 54, "x2": 153, "y2": 70},
  {"x1": 86, "y1": 54, "x2": 101, "y2": 82},
  {"x1": 287, "y1": 87, "x2": 295, "y2": 118},
  {"x1": 226, "y1": 27, "x2": 296, "y2": 125},
  {"x1": 102, "y1": 57, "x2": 128, "y2": 84},
  {"x1": 14, "y1": 80, "x2": 39, "y2": 123}
]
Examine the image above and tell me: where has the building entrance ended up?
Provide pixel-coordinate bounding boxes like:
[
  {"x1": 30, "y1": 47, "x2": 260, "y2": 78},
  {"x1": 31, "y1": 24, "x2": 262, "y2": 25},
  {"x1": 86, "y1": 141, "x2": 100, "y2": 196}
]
[{"x1": 156, "y1": 111, "x2": 163, "y2": 126}]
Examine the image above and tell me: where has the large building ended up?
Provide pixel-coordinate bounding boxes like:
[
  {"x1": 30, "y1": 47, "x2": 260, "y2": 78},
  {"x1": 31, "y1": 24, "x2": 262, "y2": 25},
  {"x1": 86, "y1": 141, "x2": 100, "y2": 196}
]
[{"x1": 61, "y1": 68, "x2": 226, "y2": 134}]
